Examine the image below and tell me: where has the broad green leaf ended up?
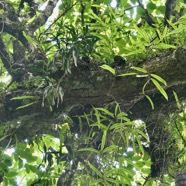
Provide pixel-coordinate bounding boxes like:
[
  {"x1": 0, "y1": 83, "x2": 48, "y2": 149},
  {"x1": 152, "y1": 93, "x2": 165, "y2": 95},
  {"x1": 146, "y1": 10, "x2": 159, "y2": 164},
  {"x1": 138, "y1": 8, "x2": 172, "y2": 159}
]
[
  {"x1": 25, "y1": 163, "x2": 30, "y2": 174},
  {"x1": 150, "y1": 74, "x2": 167, "y2": 85},
  {"x1": 151, "y1": 78, "x2": 168, "y2": 100},
  {"x1": 5, "y1": 171, "x2": 17, "y2": 178},
  {"x1": 131, "y1": 67, "x2": 148, "y2": 73},
  {"x1": 0, "y1": 162, "x2": 8, "y2": 170},
  {"x1": 147, "y1": 2, "x2": 156, "y2": 10},
  {"x1": 145, "y1": 95, "x2": 154, "y2": 110},
  {"x1": 132, "y1": 155, "x2": 141, "y2": 161},
  {"x1": 100, "y1": 64, "x2": 115, "y2": 75},
  {"x1": 142, "y1": 168, "x2": 151, "y2": 174},
  {"x1": 157, "y1": 6, "x2": 166, "y2": 14},
  {"x1": 28, "y1": 165, "x2": 38, "y2": 173},
  {"x1": 78, "y1": 148, "x2": 99, "y2": 154},
  {"x1": 0, "y1": 9, "x2": 4, "y2": 15}
]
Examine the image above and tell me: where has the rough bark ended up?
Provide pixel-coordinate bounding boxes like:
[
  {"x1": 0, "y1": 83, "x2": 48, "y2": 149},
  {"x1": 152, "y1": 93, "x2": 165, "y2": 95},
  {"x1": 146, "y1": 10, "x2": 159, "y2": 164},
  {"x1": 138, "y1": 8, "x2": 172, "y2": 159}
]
[
  {"x1": 0, "y1": 0, "x2": 186, "y2": 182},
  {"x1": 175, "y1": 170, "x2": 186, "y2": 186},
  {"x1": 1, "y1": 48, "x2": 185, "y2": 138}
]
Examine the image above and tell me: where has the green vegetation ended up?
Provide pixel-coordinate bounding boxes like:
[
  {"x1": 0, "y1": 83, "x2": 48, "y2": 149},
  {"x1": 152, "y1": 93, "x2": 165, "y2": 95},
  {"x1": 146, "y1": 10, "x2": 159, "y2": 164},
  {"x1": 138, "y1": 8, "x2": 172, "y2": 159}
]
[{"x1": 0, "y1": 0, "x2": 186, "y2": 185}]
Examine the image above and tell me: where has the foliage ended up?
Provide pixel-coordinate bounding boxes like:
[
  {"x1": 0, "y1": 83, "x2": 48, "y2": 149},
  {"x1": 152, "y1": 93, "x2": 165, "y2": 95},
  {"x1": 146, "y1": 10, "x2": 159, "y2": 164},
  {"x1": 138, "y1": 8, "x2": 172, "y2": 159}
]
[
  {"x1": 0, "y1": 0, "x2": 186, "y2": 185},
  {"x1": 0, "y1": 105, "x2": 164, "y2": 185}
]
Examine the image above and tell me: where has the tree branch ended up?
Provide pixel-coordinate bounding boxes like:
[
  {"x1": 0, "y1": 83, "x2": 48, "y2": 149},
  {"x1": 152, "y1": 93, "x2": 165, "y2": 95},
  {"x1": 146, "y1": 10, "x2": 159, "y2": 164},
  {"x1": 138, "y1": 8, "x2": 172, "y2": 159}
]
[
  {"x1": 0, "y1": 37, "x2": 12, "y2": 75},
  {"x1": 28, "y1": 0, "x2": 59, "y2": 33},
  {"x1": 42, "y1": 1, "x2": 78, "y2": 35}
]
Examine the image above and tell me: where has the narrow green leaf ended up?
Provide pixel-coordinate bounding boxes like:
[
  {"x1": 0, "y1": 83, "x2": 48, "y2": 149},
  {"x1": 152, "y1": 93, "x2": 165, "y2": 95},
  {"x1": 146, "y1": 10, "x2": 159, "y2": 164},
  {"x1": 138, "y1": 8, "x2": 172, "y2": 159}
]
[
  {"x1": 78, "y1": 148, "x2": 99, "y2": 154},
  {"x1": 173, "y1": 91, "x2": 181, "y2": 109},
  {"x1": 11, "y1": 96, "x2": 38, "y2": 100},
  {"x1": 88, "y1": 162, "x2": 102, "y2": 177},
  {"x1": 153, "y1": 43, "x2": 176, "y2": 49},
  {"x1": 91, "y1": 123, "x2": 107, "y2": 130},
  {"x1": 142, "y1": 80, "x2": 149, "y2": 94},
  {"x1": 135, "y1": 129, "x2": 149, "y2": 142},
  {"x1": 121, "y1": 157, "x2": 141, "y2": 170},
  {"x1": 156, "y1": 29, "x2": 162, "y2": 41},
  {"x1": 118, "y1": 72, "x2": 137, "y2": 77},
  {"x1": 167, "y1": 24, "x2": 184, "y2": 35},
  {"x1": 23, "y1": 31, "x2": 38, "y2": 49},
  {"x1": 101, "y1": 130, "x2": 107, "y2": 151},
  {"x1": 135, "y1": 135, "x2": 144, "y2": 154},
  {"x1": 162, "y1": 26, "x2": 168, "y2": 39},
  {"x1": 114, "y1": 103, "x2": 119, "y2": 117},
  {"x1": 100, "y1": 65, "x2": 115, "y2": 75},
  {"x1": 116, "y1": 112, "x2": 129, "y2": 121},
  {"x1": 96, "y1": 108, "x2": 114, "y2": 117},
  {"x1": 145, "y1": 95, "x2": 154, "y2": 110},
  {"x1": 16, "y1": 101, "x2": 38, "y2": 110},
  {"x1": 124, "y1": 49, "x2": 144, "y2": 56},
  {"x1": 105, "y1": 178, "x2": 120, "y2": 185},
  {"x1": 104, "y1": 168, "x2": 118, "y2": 177},
  {"x1": 102, "y1": 145, "x2": 118, "y2": 153},
  {"x1": 151, "y1": 78, "x2": 168, "y2": 100},
  {"x1": 117, "y1": 169, "x2": 132, "y2": 186},
  {"x1": 131, "y1": 66, "x2": 147, "y2": 73},
  {"x1": 123, "y1": 121, "x2": 136, "y2": 126},
  {"x1": 135, "y1": 26, "x2": 149, "y2": 42},
  {"x1": 90, "y1": 11, "x2": 106, "y2": 26},
  {"x1": 109, "y1": 123, "x2": 123, "y2": 130},
  {"x1": 151, "y1": 74, "x2": 167, "y2": 85}
]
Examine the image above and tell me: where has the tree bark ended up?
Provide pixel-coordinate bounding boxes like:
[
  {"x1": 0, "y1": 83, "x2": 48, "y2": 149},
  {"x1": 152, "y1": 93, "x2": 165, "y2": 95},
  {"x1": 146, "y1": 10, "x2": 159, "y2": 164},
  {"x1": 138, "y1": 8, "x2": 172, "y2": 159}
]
[{"x1": 0, "y1": 1, "x2": 186, "y2": 182}]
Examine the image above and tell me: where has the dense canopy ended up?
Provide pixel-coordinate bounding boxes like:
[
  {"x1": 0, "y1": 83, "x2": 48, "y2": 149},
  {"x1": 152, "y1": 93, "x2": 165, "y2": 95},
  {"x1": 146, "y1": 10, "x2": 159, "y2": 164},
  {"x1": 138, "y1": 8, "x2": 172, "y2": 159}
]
[{"x1": 0, "y1": 0, "x2": 186, "y2": 185}]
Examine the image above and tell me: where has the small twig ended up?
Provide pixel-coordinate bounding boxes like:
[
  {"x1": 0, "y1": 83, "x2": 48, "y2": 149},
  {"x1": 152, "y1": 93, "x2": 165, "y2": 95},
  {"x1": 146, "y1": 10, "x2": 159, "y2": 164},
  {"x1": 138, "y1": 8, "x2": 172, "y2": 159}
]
[
  {"x1": 0, "y1": 1, "x2": 5, "y2": 34},
  {"x1": 42, "y1": 1, "x2": 78, "y2": 36},
  {"x1": 124, "y1": 5, "x2": 138, "y2": 12}
]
